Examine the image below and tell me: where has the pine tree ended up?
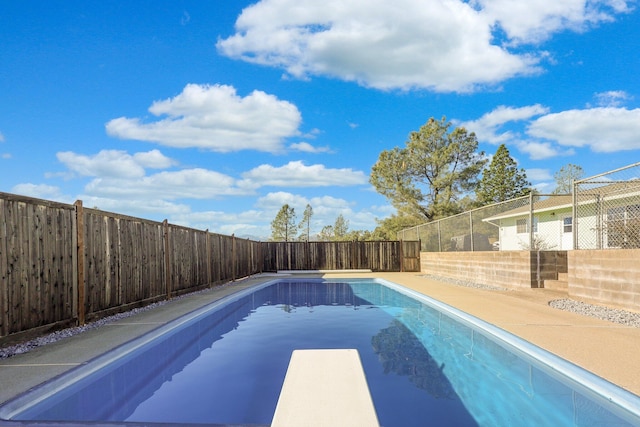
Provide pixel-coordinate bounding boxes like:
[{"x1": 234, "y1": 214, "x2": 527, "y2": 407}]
[
  {"x1": 297, "y1": 204, "x2": 313, "y2": 241},
  {"x1": 270, "y1": 204, "x2": 296, "y2": 241},
  {"x1": 333, "y1": 214, "x2": 349, "y2": 240},
  {"x1": 318, "y1": 225, "x2": 334, "y2": 241},
  {"x1": 476, "y1": 144, "x2": 531, "y2": 205},
  {"x1": 370, "y1": 117, "x2": 486, "y2": 221}
]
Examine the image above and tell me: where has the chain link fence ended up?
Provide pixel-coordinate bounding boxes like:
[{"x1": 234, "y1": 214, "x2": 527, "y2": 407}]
[
  {"x1": 398, "y1": 195, "x2": 532, "y2": 252},
  {"x1": 399, "y1": 162, "x2": 640, "y2": 252},
  {"x1": 574, "y1": 162, "x2": 640, "y2": 249},
  {"x1": 399, "y1": 194, "x2": 577, "y2": 252}
]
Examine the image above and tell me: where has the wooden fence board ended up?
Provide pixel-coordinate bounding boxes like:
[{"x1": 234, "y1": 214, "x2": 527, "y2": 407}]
[
  {"x1": 5, "y1": 198, "x2": 20, "y2": 334},
  {"x1": 82, "y1": 210, "x2": 168, "y2": 320},
  {"x1": 0, "y1": 195, "x2": 76, "y2": 336},
  {"x1": 167, "y1": 225, "x2": 209, "y2": 295},
  {"x1": 401, "y1": 240, "x2": 421, "y2": 272},
  {"x1": 259, "y1": 241, "x2": 419, "y2": 272},
  {"x1": 0, "y1": 199, "x2": 7, "y2": 337}
]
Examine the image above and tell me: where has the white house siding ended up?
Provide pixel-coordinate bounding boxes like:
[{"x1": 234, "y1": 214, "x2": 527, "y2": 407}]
[
  {"x1": 481, "y1": 182, "x2": 640, "y2": 251},
  {"x1": 492, "y1": 203, "x2": 620, "y2": 251},
  {"x1": 498, "y1": 217, "x2": 523, "y2": 250},
  {"x1": 498, "y1": 211, "x2": 567, "y2": 251},
  {"x1": 497, "y1": 209, "x2": 604, "y2": 251}
]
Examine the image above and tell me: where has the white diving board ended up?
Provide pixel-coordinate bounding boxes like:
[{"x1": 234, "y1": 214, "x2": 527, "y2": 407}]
[{"x1": 271, "y1": 349, "x2": 379, "y2": 427}]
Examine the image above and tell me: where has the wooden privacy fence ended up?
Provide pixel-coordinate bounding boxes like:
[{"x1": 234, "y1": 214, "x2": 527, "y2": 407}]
[
  {"x1": 0, "y1": 195, "x2": 77, "y2": 339},
  {"x1": 261, "y1": 241, "x2": 420, "y2": 272},
  {"x1": 0, "y1": 192, "x2": 419, "y2": 341},
  {"x1": 0, "y1": 194, "x2": 262, "y2": 341}
]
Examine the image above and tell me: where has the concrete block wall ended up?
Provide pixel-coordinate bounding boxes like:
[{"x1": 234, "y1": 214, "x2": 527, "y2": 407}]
[
  {"x1": 420, "y1": 251, "x2": 536, "y2": 289},
  {"x1": 569, "y1": 249, "x2": 640, "y2": 313}
]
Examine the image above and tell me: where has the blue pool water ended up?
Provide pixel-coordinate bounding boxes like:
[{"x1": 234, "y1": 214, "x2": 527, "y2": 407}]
[{"x1": 2, "y1": 278, "x2": 640, "y2": 426}]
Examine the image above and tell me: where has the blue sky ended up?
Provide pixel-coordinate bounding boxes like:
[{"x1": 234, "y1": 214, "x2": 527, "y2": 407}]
[{"x1": 2, "y1": 0, "x2": 639, "y2": 239}]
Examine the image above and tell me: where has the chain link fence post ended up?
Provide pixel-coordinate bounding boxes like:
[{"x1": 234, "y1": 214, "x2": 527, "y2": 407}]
[{"x1": 574, "y1": 162, "x2": 640, "y2": 250}]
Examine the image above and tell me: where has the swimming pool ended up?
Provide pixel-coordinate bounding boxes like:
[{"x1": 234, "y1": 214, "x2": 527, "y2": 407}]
[{"x1": 1, "y1": 278, "x2": 639, "y2": 426}]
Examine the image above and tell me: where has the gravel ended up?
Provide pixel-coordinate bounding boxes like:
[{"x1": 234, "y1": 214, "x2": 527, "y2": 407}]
[
  {"x1": 420, "y1": 274, "x2": 510, "y2": 291},
  {"x1": 548, "y1": 298, "x2": 640, "y2": 328},
  {"x1": 421, "y1": 274, "x2": 640, "y2": 328},
  {"x1": 0, "y1": 284, "x2": 231, "y2": 360},
  {"x1": 0, "y1": 301, "x2": 166, "y2": 359},
  {"x1": 3, "y1": 276, "x2": 639, "y2": 359}
]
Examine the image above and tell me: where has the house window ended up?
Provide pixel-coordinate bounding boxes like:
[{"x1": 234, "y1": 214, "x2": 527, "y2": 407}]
[
  {"x1": 607, "y1": 204, "x2": 640, "y2": 248},
  {"x1": 516, "y1": 218, "x2": 528, "y2": 234},
  {"x1": 563, "y1": 217, "x2": 572, "y2": 233},
  {"x1": 533, "y1": 217, "x2": 539, "y2": 233}
]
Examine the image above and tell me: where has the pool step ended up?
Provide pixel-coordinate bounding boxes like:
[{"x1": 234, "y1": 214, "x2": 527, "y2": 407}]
[
  {"x1": 543, "y1": 272, "x2": 568, "y2": 290},
  {"x1": 271, "y1": 349, "x2": 379, "y2": 427}
]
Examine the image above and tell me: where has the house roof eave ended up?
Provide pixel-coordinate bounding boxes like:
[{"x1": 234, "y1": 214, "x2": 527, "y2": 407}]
[{"x1": 482, "y1": 203, "x2": 573, "y2": 222}]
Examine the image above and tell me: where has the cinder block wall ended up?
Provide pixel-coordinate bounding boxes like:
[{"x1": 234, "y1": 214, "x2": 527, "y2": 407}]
[
  {"x1": 420, "y1": 251, "x2": 536, "y2": 289},
  {"x1": 569, "y1": 249, "x2": 640, "y2": 313}
]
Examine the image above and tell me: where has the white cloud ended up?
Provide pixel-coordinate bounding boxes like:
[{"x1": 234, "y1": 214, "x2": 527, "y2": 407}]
[
  {"x1": 308, "y1": 195, "x2": 356, "y2": 210},
  {"x1": 0, "y1": 132, "x2": 8, "y2": 159},
  {"x1": 533, "y1": 181, "x2": 555, "y2": 193},
  {"x1": 177, "y1": 210, "x2": 266, "y2": 226},
  {"x1": 83, "y1": 168, "x2": 248, "y2": 200},
  {"x1": 106, "y1": 84, "x2": 302, "y2": 153},
  {"x1": 255, "y1": 192, "x2": 352, "y2": 213},
  {"x1": 459, "y1": 104, "x2": 549, "y2": 144},
  {"x1": 255, "y1": 191, "x2": 374, "y2": 234},
  {"x1": 217, "y1": 0, "x2": 539, "y2": 92},
  {"x1": 463, "y1": 103, "x2": 640, "y2": 159},
  {"x1": 527, "y1": 107, "x2": 640, "y2": 152},
  {"x1": 11, "y1": 183, "x2": 69, "y2": 202},
  {"x1": 133, "y1": 149, "x2": 176, "y2": 169},
  {"x1": 515, "y1": 141, "x2": 572, "y2": 160},
  {"x1": 57, "y1": 149, "x2": 174, "y2": 178},
  {"x1": 174, "y1": 209, "x2": 268, "y2": 238},
  {"x1": 289, "y1": 142, "x2": 333, "y2": 153},
  {"x1": 80, "y1": 196, "x2": 192, "y2": 217},
  {"x1": 525, "y1": 168, "x2": 553, "y2": 181},
  {"x1": 172, "y1": 194, "x2": 373, "y2": 239},
  {"x1": 53, "y1": 151, "x2": 246, "y2": 204},
  {"x1": 53, "y1": 149, "x2": 367, "y2": 211},
  {"x1": 217, "y1": 0, "x2": 632, "y2": 92},
  {"x1": 240, "y1": 161, "x2": 368, "y2": 188},
  {"x1": 525, "y1": 168, "x2": 556, "y2": 193},
  {"x1": 591, "y1": 90, "x2": 632, "y2": 107},
  {"x1": 0, "y1": 131, "x2": 8, "y2": 158},
  {"x1": 475, "y1": 0, "x2": 632, "y2": 45},
  {"x1": 180, "y1": 11, "x2": 190, "y2": 26},
  {"x1": 255, "y1": 191, "x2": 305, "y2": 210}
]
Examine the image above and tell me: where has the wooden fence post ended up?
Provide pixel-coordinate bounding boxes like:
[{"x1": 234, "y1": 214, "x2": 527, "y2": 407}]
[
  {"x1": 163, "y1": 220, "x2": 172, "y2": 299},
  {"x1": 259, "y1": 241, "x2": 264, "y2": 274},
  {"x1": 74, "y1": 200, "x2": 86, "y2": 326},
  {"x1": 205, "y1": 230, "x2": 212, "y2": 288},
  {"x1": 231, "y1": 234, "x2": 236, "y2": 281}
]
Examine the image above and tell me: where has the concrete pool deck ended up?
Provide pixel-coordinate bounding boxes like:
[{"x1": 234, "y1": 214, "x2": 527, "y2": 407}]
[{"x1": 1, "y1": 272, "x2": 639, "y2": 413}]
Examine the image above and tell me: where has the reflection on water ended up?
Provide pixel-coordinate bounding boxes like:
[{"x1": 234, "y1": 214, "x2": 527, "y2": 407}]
[{"x1": 372, "y1": 319, "x2": 456, "y2": 400}]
